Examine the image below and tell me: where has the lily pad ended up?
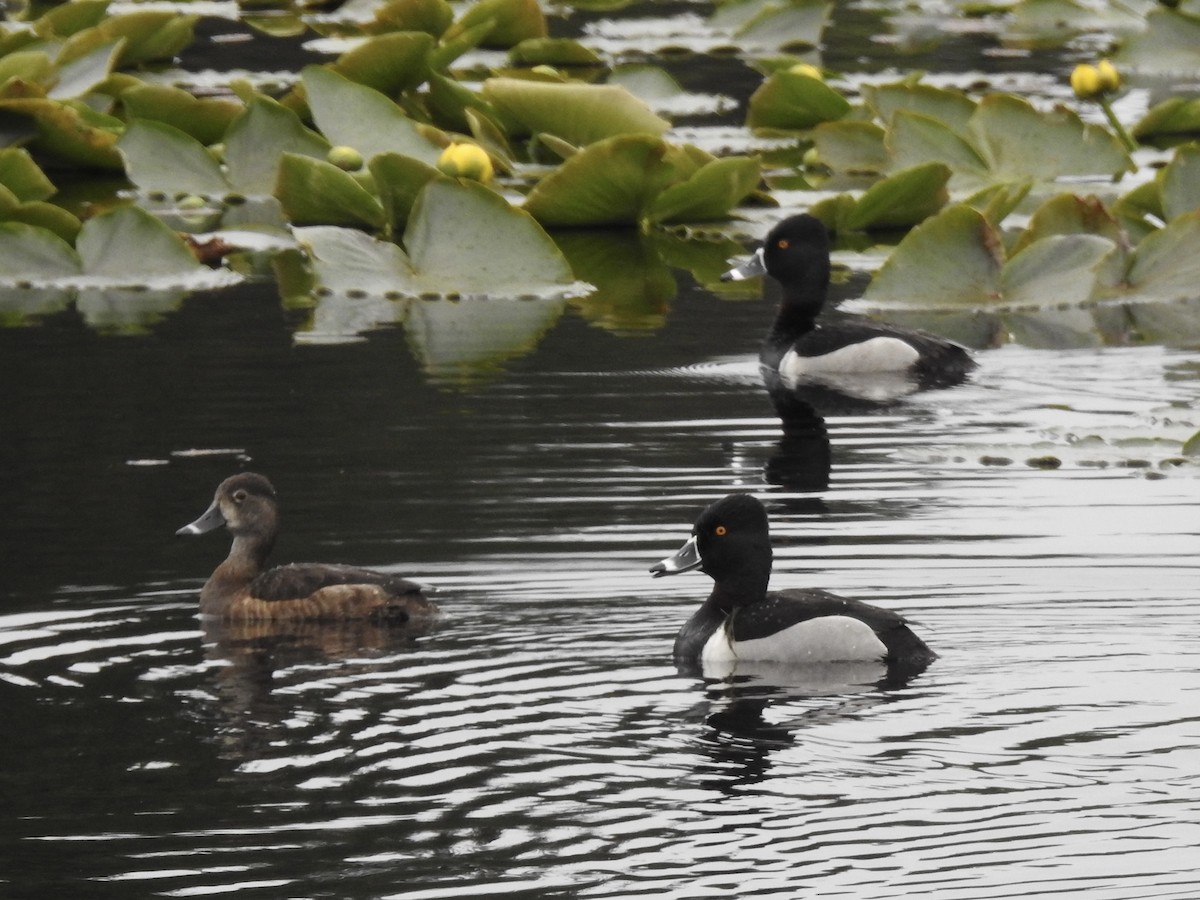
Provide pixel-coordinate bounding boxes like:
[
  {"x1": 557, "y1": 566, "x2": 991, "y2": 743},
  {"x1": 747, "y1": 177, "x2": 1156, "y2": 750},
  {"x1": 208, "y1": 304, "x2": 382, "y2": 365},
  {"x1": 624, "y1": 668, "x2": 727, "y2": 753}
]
[
  {"x1": 119, "y1": 83, "x2": 242, "y2": 146},
  {"x1": 863, "y1": 81, "x2": 976, "y2": 134},
  {"x1": 77, "y1": 206, "x2": 207, "y2": 279},
  {"x1": 968, "y1": 94, "x2": 1133, "y2": 182},
  {"x1": 1133, "y1": 98, "x2": 1200, "y2": 140},
  {"x1": 509, "y1": 37, "x2": 604, "y2": 67},
  {"x1": 444, "y1": 0, "x2": 547, "y2": 48},
  {"x1": 1009, "y1": 193, "x2": 1129, "y2": 257},
  {"x1": 645, "y1": 155, "x2": 762, "y2": 224},
  {"x1": 0, "y1": 221, "x2": 82, "y2": 278},
  {"x1": 811, "y1": 120, "x2": 888, "y2": 173},
  {"x1": 746, "y1": 69, "x2": 851, "y2": 131},
  {"x1": 302, "y1": 65, "x2": 443, "y2": 166},
  {"x1": 275, "y1": 152, "x2": 385, "y2": 228},
  {"x1": 1125, "y1": 211, "x2": 1200, "y2": 302},
  {"x1": 0, "y1": 98, "x2": 124, "y2": 169},
  {"x1": 521, "y1": 134, "x2": 689, "y2": 227},
  {"x1": 118, "y1": 119, "x2": 231, "y2": 196},
  {"x1": 1160, "y1": 144, "x2": 1200, "y2": 223},
  {"x1": 367, "y1": 152, "x2": 441, "y2": 235},
  {"x1": 0, "y1": 148, "x2": 55, "y2": 202},
  {"x1": 332, "y1": 32, "x2": 436, "y2": 97},
  {"x1": 1000, "y1": 233, "x2": 1118, "y2": 307},
  {"x1": 57, "y1": 10, "x2": 197, "y2": 69},
  {"x1": 886, "y1": 110, "x2": 990, "y2": 182},
  {"x1": 223, "y1": 96, "x2": 329, "y2": 196},
  {"x1": 1114, "y1": 7, "x2": 1200, "y2": 75},
  {"x1": 861, "y1": 204, "x2": 1003, "y2": 309},
  {"x1": 48, "y1": 39, "x2": 121, "y2": 100},
  {"x1": 481, "y1": 77, "x2": 669, "y2": 145},
  {"x1": 839, "y1": 161, "x2": 951, "y2": 232},
  {"x1": 726, "y1": 0, "x2": 832, "y2": 51}
]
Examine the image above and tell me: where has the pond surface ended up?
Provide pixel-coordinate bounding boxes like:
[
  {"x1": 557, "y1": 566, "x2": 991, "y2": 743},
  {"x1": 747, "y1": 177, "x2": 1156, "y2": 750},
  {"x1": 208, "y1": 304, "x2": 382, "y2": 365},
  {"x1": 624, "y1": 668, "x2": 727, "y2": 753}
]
[{"x1": 3, "y1": 275, "x2": 1200, "y2": 898}]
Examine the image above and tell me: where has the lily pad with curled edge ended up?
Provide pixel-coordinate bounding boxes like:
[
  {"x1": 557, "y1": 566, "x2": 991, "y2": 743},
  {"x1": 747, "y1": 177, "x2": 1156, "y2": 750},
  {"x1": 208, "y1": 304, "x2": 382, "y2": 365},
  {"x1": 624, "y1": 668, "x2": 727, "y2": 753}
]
[
  {"x1": 746, "y1": 69, "x2": 850, "y2": 131},
  {"x1": 520, "y1": 134, "x2": 691, "y2": 227},
  {"x1": 0, "y1": 148, "x2": 55, "y2": 202},
  {"x1": 118, "y1": 83, "x2": 242, "y2": 146},
  {"x1": 364, "y1": 0, "x2": 454, "y2": 37},
  {"x1": 223, "y1": 96, "x2": 330, "y2": 196},
  {"x1": 838, "y1": 161, "x2": 951, "y2": 233},
  {"x1": 858, "y1": 204, "x2": 1003, "y2": 309},
  {"x1": 56, "y1": 10, "x2": 197, "y2": 69},
  {"x1": 481, "y1": 77, "x2": 669, "y2": 145},
  {"x1": 886, "y1": 110, "x2": 990, "y2": 184},
  {"x1": 118, "y1": 119, "x2": 231, "y2": 197},
  {"x1": 301, "y1": 65, "x2": 443, "y2": 167},
  {"x1": 0, "y1": 221, "x2": 81, "y2": 279},
  {"x1": 0, "y1": 97, "x2": 123, "y2": 169},
  {"x1": 811, "y1": 120, "x2": 887, "y2": 174},
  {"x1": 275, "y1": 153, "x2": 386, "y2": 229},
  {"x1": 646, "y1": 155, "x2": 762, "y2": 225},
  {"x1": 444, "y1": 0, "x2": 547, "y2": 48},
  {"x1": 1133, "y1": 98, "x2": 1200, "y2": 141},
  {"x1": 0, "y1": 184, "x2": 82, "y2": 242},
  {"x1": 331, "y1": 31, "x2": 436, "y2": 97},
  {"x1": 509, "y1": 37, "x2": 604, "y2": 68},
  {"x1": 48, "y1": 39, "x2": 121, "y2": 100},
  {"x1": 715, "y1": 0, "x2": 832, "y2": 52},
  {"x1": 1009, "y1": 193, "x2": 1130, "y2": 259}
]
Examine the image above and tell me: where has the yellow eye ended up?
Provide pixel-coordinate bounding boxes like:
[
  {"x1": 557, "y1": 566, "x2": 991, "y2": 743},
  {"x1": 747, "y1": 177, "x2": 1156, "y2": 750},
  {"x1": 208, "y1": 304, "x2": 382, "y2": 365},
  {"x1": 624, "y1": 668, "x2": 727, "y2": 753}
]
[{"x1": 715, "y1": 525, "x2": 727, "y2": 536}]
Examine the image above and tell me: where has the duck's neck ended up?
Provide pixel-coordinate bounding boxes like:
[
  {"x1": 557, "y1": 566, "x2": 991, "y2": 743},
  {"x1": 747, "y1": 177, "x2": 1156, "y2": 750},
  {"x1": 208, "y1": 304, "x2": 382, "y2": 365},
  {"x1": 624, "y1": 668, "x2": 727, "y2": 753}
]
[
  {"x1": 706, "y1": 567, "x2": 771, "y2": 615},
  {"x1": 199, "y1": 533, "x2": 274, "y2": 615},
  {"x1": 763, "y1": 278, "x2": 828, "y2": 357}
]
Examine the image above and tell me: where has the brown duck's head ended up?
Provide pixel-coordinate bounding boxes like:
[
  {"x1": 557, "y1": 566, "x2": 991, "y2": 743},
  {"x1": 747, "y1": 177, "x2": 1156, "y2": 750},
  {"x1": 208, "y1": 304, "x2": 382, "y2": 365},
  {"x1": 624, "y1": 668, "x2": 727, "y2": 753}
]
[{"x1": 177, "y1": 472, "x2": 279, "y2": 541}]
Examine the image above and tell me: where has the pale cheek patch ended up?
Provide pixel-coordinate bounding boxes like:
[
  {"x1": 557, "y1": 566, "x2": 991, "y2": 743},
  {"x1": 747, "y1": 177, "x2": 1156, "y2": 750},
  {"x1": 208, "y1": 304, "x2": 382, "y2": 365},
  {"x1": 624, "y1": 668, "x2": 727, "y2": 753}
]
[
  {"x1": 781, "y1": 337, "x2": 920, "y2": 374},
  {"x1": 701, "y1": 615, "x2": 887, "y2": 664}
]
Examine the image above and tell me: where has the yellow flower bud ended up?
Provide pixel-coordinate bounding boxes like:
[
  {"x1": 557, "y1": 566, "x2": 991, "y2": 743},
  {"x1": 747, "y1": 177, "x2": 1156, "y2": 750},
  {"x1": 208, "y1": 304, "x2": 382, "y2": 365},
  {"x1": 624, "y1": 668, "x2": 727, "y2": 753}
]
[
  {"x1": 787, "y1": 63, "x2": 823, "y2": 80},
  {"x1": 1096, "y1": 59, "x2": 1120, "y2": 93},
  {"x1": 437, "y1": 143, "x2": 494, "y2": 183},
  {"x1": 327, "y1": 145, "x2": 364, "y2": 172},
  {"x1": 1070, "y1": 63, "x2": 1103, "y2": 101}
]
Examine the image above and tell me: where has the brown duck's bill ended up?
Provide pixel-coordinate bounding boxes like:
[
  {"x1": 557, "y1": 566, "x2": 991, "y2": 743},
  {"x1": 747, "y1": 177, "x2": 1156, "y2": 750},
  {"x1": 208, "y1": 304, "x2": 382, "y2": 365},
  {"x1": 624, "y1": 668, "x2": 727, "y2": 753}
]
[
  {"x1": 719, "y1": 247, "x2": 766, "y2": 282},
  {"x1": 176, "y1": 501, "x2": 225, "y2": 536},
  {"x1": 649, "y1": 535, "x2": 702, "y2": 578}
]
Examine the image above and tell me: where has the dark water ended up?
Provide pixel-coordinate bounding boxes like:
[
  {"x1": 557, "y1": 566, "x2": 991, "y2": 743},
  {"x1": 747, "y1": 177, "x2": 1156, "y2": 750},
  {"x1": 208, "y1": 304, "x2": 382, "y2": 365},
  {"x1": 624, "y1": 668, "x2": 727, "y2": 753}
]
[{"x1": 4, "y1": 273, "x2": 1200, "y2": 898}]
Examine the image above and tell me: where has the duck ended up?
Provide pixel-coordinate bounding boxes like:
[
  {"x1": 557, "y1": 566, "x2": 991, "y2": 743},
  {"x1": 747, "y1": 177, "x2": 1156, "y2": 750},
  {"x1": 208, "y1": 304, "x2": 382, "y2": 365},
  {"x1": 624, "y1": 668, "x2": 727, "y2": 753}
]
[
  {"x1": 722, "y1": 214, "x2": 976, "y2": 388},
  {"x1": 650, "y1": 493, "x2": 935, "y2": 668},
  {"x1": 176, "y1": 472, "x2": 438, "y2": 623}
]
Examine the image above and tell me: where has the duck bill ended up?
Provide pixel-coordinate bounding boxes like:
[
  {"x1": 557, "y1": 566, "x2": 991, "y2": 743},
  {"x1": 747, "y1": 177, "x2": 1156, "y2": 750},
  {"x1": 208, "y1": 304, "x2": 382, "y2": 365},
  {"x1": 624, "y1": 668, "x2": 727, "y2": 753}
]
[
  {"x1": 650, "y1": 535, "x2": 702, "y2": 578},
  {"x1": 720, "y1": 247, "x2": 766, "y2": 282},
  {"x1": 176, "y1": 501, "x2": 225, "y2": 536}
]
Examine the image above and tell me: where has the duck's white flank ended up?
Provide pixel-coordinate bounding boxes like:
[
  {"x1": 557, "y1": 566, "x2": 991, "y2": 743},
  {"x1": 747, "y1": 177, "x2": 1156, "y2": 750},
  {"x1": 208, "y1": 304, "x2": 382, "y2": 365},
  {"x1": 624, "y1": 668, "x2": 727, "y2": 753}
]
[
  {"x1": 780, "y1": 336, "x2": 919, "y2": 374},
  {"x1": 701, "y1": 615, "x2": 888, "y2": 663}
]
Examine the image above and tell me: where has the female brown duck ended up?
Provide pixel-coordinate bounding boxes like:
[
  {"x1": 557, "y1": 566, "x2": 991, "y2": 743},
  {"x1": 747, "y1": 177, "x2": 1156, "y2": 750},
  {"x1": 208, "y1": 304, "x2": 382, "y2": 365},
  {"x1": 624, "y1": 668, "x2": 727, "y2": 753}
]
[{"x1": 177, "y1": 472, "x2": 438, "y2": 623}]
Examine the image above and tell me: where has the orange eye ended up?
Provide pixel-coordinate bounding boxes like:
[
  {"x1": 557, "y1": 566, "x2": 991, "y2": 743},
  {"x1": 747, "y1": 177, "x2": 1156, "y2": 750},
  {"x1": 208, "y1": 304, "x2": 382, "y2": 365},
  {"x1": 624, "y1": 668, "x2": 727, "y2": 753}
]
[
  {"x1": 715, "y1": 525, "x2": 727, "y2": 536},
  {"x1": 776, "y1": 239, "x2": 789, "y2": 250}
]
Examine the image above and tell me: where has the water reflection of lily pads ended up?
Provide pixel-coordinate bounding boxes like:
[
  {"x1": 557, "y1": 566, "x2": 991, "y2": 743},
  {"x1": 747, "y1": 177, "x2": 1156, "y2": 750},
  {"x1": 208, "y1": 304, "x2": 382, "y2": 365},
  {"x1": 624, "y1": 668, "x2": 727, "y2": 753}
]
[
  {"x1": 554, "y1": 229, "x2": 677, "y2": 332},
  {"x1": 75, "y1": 287, "x2": 186, "y2": 334},
  {"x1": 402, "y1": 293, "x2": 565, "y2": 382}
]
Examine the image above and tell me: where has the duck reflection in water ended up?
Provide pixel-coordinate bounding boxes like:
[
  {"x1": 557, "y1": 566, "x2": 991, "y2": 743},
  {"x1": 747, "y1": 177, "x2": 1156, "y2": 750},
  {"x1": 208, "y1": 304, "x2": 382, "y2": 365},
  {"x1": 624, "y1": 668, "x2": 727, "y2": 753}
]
[{"x1": 763, "y1": 387, "x2": 832, "y2": 493}]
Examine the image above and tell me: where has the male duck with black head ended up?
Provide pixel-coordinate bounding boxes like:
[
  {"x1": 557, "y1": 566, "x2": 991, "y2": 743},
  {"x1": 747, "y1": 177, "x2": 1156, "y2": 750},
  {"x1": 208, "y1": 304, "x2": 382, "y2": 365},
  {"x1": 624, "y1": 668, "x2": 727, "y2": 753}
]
[
  {"x1": 177, "y1": 473, "x2": 438, "y2": 623},
  {"x1": 724, "y1": 214, "x2": 976, "y2": 390},
  {"x1": 651, "y1": 494, "x2": 934, "y2": 672}
]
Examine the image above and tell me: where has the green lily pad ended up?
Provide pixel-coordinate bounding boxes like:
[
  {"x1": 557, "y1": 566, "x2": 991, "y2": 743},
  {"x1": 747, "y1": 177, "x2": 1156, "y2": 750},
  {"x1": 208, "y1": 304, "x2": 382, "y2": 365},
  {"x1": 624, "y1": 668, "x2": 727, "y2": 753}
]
[
  {"x1": 406, "y1": 177, "x2": 575, "y2": 291},
  {"x1": 1133, "y1": 98, "x2": 1200, "y2": 140},
  {"x1": 367, "y1": 152, "x2": 440, "y2": 235},
  {"x1": 863, "y1": 81, "x2": 976, "y2": 134},
  {"x1": 0, "y1": 98, "x2": 124, "y2": 169},
  {"x1": 840, "y1": 161, "x2": 951, "y2": 232},
  {"x1": 119, "y1": 83, "x2": 242, "y2": 146},
  {"x1": 1125, "y1": 210, "x2": 1200, "y2": 302},
  {"x1": 746, "y1": 69, "x2": 851, "y2": 131},
  {"x1": 57, "y1": 11, "x2": 197, "y2": 69},
  {"x1": 811, "y1": 120, "x2": 887, "y2": 173},
  {"x1": 1000, "y1": 233, "x2": 1118, "y2": 307},
  {"x1": 521, "y1": 134, "x2": 685, "y2": 227},
  {"x1": 509, "y1": 37, "x2": 604, "y2": 67},
  {"x1": 1114, "y1": 7, "x2": 1200, "y2": 75},
  {"x1": 1010, "y1": 193, "x2": 1129, "y2": 257},
  {"x1": 968, "y1": 94, "x2": 1133, "y2": 182},
  {"x1": 332, "y1": 31, "x2": 436, "y2": 97},
  {"x1": 729, "y1": 0, "x2": 832, "y2": 51},
  {"x1": 445, "y1": 0, "x2": 547, "y2": 48},
  {"x1": 118, "y1": 119, "x2": 231, "y2": 196},
  {"x1": 481, "y1": 77, "x2": 669, "y2": 145},
  {"x1": 964, "y1": 180, "x2": 1032, "y2": 225},
  {"x1": 302, "y1": 65, "x2": 443, "y2": 166},
  {"x1": 366, "y1": 0, "x2": 454, "y2": 37},
  {"x1": 223, "y1": 96, "x2": 329, "y2": 196},
  {"x1": 0, "y1": 51, "x2": 55, "y2": 90},
  {"x1": 34, "y1": 0, "x2": 110, "y2": 39},
  {"x1": 886, "y1": 110, "x2": 990, "y2": 182},
  {"x1": 0, "y1": 220, "x2": 82, "y2": 278},
  {"x1": 77, "y1": 205, "x2": 205, "y2": 278},
  {"x1": 300, "y1": 177, "x2": 581, "y2": 297},
  {"x1": 0, "y1": 148, "x2": 55, "y2": 202},
  {"x1": 49, "y1": 39, "x2": 120, "y2": 100},
  {"x1": 645, "y1": 155, "x2": 762, "y2": 224},
  {"x1": 275, "y1": 152, "x2": 385, "y2": 228},
  {"x1": 861, "y1": 204, "x2": 1003, "y2": 309},
  {"x1": 1160, "y1": 144, "x2": 1200, "y2": 223},
  {"x1": 0, "y1": 185, "x2": 82, "y2": 242}
]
